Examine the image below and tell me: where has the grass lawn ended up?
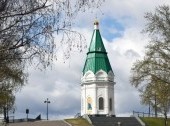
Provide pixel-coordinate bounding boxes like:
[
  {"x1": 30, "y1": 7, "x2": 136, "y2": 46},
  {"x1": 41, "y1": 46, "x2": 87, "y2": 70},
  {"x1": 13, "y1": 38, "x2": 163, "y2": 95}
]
[
  {"x1": 141, "y1": 117, "x2": 170, "y2": 126},
  {"x1": 65, "y1": 118, "x2": 92, "y2": 126}
]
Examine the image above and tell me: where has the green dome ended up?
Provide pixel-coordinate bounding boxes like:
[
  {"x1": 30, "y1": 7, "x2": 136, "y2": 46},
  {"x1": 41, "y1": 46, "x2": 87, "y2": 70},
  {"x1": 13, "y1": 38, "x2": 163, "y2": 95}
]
[{"x1": 83, "y1": 23, "x2": 113, "y2": 75}]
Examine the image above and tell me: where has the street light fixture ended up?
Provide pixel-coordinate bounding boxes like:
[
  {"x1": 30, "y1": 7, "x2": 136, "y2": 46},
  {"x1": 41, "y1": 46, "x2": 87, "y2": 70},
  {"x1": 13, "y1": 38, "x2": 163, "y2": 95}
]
[
  {"x1": 26, "y1": 109, "x2": 29, "y2": 121},
  {"x1": 44, "y1": 98, "x2": 50, "y2": 120}
]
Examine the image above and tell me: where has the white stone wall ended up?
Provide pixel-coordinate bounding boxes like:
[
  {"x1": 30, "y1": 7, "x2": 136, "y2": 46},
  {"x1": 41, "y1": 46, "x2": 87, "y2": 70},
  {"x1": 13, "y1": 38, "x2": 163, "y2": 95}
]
[
  {"x1": 108, "y1": 84, "x2": 115, "y2": 115},
  {"x1": 81, "y1": 70, "x2": 115, "y2": 116},
  {"x1": 81, "y1": 83, "x2": 96, "y2": 115}
]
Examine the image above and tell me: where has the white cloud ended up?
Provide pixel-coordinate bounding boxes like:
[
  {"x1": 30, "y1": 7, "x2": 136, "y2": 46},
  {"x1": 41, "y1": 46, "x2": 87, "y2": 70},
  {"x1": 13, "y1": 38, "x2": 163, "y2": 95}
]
[
  {"x1": 103, "y1": 27, "x2": 149, "y2": 116},
  {"x1": 13, "y1": 0, "x2": 170, "y2": 120}
]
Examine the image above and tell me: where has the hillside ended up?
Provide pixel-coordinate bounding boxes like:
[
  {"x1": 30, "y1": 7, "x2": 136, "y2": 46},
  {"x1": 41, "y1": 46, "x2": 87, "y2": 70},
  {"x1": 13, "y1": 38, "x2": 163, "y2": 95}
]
[
  {"x1": 65, "y1": 117, "x2": 170, "y2": 126},
  {"x1": 141, "y1": 117, "x2": 170, "y2": 126},
  {"x1": 65, "y1": 118, "x2": 91, "y2": 126}
]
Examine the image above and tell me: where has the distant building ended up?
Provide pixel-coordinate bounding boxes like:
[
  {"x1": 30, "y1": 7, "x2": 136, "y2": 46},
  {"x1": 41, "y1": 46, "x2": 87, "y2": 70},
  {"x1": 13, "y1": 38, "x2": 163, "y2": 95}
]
[{"x1": 81, "y1": 21, "x2": 115, "y2": 116}]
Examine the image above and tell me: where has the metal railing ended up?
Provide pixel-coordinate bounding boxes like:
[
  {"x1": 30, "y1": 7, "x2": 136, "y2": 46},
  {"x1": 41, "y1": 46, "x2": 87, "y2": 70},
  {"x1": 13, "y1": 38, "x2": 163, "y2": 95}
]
[
  {"x1": 74, "y1": 113, "x2": 81, "y2": 118},
  {"x1": 8, "y1": 116, "x2": 15, "y2": 123},
  {"x1": 133, "y1": 111, "x2": 164, "y2": 118}
]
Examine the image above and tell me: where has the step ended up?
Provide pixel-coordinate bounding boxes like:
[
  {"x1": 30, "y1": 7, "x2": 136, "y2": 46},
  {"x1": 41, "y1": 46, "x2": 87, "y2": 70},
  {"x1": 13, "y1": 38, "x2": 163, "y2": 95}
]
[{"x1": 89, "y1": 117, "x2": 142, "y2": 126}]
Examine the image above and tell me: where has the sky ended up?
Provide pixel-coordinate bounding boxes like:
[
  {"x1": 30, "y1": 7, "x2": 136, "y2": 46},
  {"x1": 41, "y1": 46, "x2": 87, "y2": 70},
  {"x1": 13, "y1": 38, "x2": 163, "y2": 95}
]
[{"x1": 11, "y1": 0, "x2": 170, "y2": 120}]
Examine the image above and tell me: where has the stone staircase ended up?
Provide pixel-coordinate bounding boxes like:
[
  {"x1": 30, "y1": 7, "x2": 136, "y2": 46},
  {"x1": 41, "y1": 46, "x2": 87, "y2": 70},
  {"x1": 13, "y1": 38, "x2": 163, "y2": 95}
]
[{"x1": 89, "y1": 116, "x2": 142, "y2": 126}]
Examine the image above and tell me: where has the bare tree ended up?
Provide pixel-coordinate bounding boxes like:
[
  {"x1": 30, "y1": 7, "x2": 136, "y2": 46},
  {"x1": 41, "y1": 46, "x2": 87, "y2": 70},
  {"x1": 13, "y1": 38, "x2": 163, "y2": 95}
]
[
  {"x1": 144, "y1": 5, "x2": 170, "y2": 84},
  {"x1": 130, "y1": 5, "x2": 170, "y2": 126},
  {"x1": 0, "y1": 0, "x2": 104, "y2": 118},
  {"x1": 0, "y1": 0, "x2": 103, "y2": 65}
]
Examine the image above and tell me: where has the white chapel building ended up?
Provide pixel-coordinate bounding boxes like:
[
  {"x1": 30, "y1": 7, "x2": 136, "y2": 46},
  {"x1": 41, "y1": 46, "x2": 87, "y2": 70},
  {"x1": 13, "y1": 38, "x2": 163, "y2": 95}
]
[{"x1": 81, "y1": 21, "x2": 116, "y2": 117}]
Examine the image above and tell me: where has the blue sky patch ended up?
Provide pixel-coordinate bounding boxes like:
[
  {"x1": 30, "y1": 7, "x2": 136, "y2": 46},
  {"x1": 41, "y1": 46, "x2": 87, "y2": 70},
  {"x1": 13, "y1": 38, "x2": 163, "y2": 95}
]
[{"x1": 100, "y1": 17, "x2": 125, "y2": 41}]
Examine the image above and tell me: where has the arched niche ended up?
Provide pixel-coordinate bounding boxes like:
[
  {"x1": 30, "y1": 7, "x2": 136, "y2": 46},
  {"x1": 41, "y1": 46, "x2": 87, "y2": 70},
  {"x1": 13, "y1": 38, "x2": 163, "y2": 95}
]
[
  {"x1": 95, "y1": 69, "x2": 107, "y2": 78},
  {"x1": 84, "y1": 70, "x2": 95, "y2": 79}
]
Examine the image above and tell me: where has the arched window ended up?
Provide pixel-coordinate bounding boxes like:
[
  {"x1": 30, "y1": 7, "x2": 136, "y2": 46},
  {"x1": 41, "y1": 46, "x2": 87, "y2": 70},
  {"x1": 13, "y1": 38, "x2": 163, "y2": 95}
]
[
  {"x1": 99, "y1": 97, "x2": 104, "y2": 110},
  {"x1": 109, "y1": 98, "x2": 112, "y2": 111}
]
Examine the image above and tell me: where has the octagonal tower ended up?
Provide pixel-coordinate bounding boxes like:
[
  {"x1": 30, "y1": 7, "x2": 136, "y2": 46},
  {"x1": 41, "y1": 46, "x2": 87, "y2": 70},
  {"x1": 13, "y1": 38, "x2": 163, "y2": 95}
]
[{"x1": 81, "y1": 21, "x2": 115, "y2": 116}]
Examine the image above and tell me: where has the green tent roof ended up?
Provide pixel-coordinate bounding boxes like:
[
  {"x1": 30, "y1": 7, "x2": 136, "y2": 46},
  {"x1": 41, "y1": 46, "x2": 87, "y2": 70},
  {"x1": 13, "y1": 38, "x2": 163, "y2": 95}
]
[
  {"x1": 83, "y1": 22, "x2": 113, "y2": 75},
  {"x1": 88, "y1": 29, "x2": 106, "y2": 53}
]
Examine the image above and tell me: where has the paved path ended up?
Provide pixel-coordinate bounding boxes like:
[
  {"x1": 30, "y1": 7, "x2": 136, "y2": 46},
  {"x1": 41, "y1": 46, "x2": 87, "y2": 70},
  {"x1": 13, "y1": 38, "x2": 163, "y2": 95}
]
[{"x1": 8, "y1": 120, "x2": 70, "y2": 126}]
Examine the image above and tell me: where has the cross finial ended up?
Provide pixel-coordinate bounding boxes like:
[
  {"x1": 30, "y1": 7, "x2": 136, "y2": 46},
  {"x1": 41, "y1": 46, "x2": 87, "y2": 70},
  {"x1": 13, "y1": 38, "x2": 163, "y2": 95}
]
[{"x1": 94, "y1": 20, "x2": 99, "y2": 29}]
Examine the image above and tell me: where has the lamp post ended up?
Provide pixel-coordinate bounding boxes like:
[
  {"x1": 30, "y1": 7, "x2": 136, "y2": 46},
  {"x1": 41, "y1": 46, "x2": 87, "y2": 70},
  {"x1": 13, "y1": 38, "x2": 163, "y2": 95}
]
[
  {"x1": 44, "y1": 98, "x2": 50, "y2": 120},
  {"x1": 26, "y1": 109, "x2": 29, "y2": 121}
]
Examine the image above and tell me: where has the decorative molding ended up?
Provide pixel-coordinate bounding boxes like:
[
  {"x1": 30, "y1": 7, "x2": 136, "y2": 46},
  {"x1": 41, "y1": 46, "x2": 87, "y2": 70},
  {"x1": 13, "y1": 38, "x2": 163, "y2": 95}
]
[{"x1": 82, "y1": 70, "x2": 114, "y2": 84}]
